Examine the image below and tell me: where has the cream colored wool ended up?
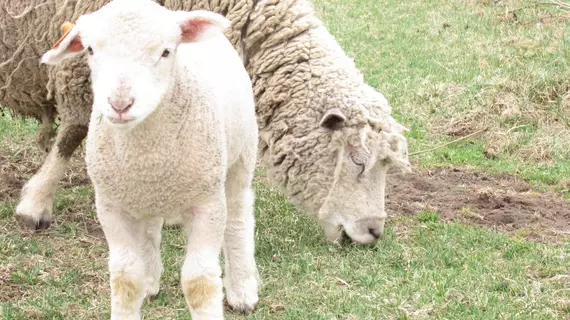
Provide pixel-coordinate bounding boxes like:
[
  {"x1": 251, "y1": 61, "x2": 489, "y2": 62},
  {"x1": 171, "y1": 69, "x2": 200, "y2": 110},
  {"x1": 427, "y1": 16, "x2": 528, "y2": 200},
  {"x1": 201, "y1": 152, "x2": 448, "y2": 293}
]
[{"x1": 4, "y1": 0, "x2": 410, "y2": 244}]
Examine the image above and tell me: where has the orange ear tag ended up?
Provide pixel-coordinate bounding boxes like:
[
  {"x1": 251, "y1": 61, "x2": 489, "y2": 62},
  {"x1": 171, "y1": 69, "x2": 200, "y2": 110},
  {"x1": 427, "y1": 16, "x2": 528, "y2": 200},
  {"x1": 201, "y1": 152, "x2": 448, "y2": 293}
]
[{"x1": 51, "y1": 21, "x2": 76, "y2": 49}]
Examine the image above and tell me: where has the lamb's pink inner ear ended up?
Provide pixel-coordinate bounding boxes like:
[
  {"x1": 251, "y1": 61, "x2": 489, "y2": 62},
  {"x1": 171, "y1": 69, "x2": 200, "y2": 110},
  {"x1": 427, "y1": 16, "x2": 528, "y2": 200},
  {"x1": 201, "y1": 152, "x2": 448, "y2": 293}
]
[
  {"x1": 51, "y1": 22, "x2": 83, "y2": 52},
  {"x1": 66, "y1": 38, "x2": 84, "y2": 52},
  {"x1": 180, "y1": 19, "x2": 213, "y2": 42}
]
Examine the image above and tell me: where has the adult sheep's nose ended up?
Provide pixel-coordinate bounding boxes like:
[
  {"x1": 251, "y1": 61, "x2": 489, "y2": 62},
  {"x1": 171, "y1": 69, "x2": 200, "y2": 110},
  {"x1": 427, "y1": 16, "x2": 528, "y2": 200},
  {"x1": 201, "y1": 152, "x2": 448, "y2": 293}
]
[
  {"x1": 108, "y1": 97, "x2": 134, "y2": 114},
  {"x1": 344, "y1": 217, "x2": 386, "y2": 245},
  {"x1": 368, "y1": 226, "x2": 383, "y2": 239}
]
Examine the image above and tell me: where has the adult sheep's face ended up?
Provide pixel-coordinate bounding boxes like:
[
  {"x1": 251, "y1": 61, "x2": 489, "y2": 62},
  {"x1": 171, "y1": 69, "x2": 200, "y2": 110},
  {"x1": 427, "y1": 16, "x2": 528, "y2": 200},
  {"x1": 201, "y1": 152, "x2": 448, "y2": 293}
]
[
  {"x1": 317, "y1": 109, "x2": 411, "y2": 245},
  {"x1": 40, "y1": 0, "x2": 230, "y2": 128}
]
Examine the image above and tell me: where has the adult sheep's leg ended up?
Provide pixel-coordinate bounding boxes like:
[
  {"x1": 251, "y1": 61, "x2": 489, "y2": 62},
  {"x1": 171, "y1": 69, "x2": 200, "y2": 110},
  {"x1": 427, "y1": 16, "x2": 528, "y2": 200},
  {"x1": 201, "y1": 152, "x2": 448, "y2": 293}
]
[
  {"x1": 223, "y1": 156, "x2": 259, "y2": 314},
  {"x1": 16, "y1": 57, "x2": 92, "y2": 232},
  {"x1": 15, "y1": 121, "x2": 88, "y2": 231},
  {"x1": 181, "y1": 199, "x2": 226, "y2": 320},
  {"x1": 97, "y1": 200, "x2": 163, "y2": 320}
]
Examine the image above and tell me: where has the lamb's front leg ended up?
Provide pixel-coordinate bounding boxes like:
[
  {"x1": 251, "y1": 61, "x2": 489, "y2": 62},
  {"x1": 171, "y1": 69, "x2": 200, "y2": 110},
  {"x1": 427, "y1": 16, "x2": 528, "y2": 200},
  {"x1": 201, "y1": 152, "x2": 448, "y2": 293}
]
[
  {"x1": 97, "y1": 201, "x2": 163, "y2": 320},
  {"x1": 181, "y1": 199, "x2": 226, "y2": 320}
]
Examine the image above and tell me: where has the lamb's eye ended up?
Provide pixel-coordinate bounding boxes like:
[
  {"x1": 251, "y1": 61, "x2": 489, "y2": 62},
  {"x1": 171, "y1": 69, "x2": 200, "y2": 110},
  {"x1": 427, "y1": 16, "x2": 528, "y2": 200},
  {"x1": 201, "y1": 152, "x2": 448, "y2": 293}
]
[
  {"x1": 161, "y1": 49, "x2": 170, "y2": 58},
  {"x1": 87, "y1": 46, "x2": 94, "y2": 55}
]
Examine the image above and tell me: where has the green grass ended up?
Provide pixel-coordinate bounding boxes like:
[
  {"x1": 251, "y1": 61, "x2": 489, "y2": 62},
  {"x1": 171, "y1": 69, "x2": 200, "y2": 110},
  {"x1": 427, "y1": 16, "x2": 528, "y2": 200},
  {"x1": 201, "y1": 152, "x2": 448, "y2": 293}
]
[
  {"x1": 2, "y1": 0, "x2": 570, "y2": 319},
  {"x1": 1, "y1": 185, "x2": 569, "y2": 319},
  {"x1": 314, "y1": 0, "x2": 570, "y2": 192}
]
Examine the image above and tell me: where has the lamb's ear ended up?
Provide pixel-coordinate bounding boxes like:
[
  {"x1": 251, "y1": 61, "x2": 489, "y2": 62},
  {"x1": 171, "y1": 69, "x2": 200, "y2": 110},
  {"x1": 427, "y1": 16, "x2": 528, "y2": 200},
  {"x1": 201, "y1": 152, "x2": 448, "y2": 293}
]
[
  {"x1": 41, "y1": 22, "x2": 84, "y2": 65},
  {"x1": 320, "y1": 108, "x2": 346, "y2": 130},
  {"x1": 176, "y1": 10, "x2": 231, "y2": 43}
]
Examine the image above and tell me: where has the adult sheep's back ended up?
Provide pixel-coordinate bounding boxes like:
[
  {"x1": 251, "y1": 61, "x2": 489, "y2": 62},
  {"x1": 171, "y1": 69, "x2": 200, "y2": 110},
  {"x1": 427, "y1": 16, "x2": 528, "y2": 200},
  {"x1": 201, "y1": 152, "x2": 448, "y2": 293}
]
[{"x1": 0, "y1": 1, "x2": 113, "y2": 151}]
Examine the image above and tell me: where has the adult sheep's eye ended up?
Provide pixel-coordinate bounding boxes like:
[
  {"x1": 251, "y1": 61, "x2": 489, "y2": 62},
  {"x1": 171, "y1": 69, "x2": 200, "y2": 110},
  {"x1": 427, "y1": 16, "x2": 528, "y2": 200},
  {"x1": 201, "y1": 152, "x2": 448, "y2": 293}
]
[
  {"x1": 161, "y1": 49, "x2": 170, "y2": 58},
  {"x1": 350, "y1": 153, "x2": 367, "y2": 175},
  {"x1": 87, "y1": 46, "x2": 93, "y2": 55},
  {"x1": 350, "y1": 153, "x2": 366, "y2": 166}
]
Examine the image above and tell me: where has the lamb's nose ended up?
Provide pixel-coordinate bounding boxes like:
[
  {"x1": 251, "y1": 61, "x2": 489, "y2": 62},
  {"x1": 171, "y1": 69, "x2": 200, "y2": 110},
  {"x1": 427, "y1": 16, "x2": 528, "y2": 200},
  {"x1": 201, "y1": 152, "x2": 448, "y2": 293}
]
[{"x1": 108, "y1": 97, "x2": 134, "y2": 114}]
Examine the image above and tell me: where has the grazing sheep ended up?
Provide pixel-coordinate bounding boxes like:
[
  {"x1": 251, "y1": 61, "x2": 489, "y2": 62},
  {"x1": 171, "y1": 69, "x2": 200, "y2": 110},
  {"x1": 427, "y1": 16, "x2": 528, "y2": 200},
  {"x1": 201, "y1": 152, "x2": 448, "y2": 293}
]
[
  {"x1": 4, "y1": 0, "x2": 410, "y2": 245},
  {"x1": 247, "y1": 0, "x2": 411, "y2": 244},
  {"x1": 41, "y1": 0, "x2": 259, "y2": 318}
]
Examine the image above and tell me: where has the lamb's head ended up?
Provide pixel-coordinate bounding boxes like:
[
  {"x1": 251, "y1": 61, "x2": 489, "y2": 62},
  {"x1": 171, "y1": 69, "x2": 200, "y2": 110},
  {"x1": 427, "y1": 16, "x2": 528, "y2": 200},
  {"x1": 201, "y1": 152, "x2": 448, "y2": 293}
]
[
  {"x1": 316, "y1": 107, "x2": 411, "y2": 245},
  {"x1": 40, "y1": 0, "x2": 229, "y2": 128}
]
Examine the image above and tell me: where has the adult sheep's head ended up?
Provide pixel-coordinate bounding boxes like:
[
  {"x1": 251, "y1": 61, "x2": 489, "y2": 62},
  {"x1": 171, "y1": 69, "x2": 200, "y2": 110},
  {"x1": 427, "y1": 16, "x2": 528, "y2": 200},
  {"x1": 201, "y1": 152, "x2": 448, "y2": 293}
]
[
  {"x1": 315, "y1": 107, "x2": 411, "y2": 245},
  {"x1": 40, "y1": 0, "x2": 230, "y2": 128}
]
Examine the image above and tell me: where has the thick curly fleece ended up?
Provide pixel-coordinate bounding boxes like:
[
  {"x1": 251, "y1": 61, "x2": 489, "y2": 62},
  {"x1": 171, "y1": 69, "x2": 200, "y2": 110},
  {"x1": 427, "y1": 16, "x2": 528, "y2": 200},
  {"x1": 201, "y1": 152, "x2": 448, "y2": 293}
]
[
  {"x1": 1, "y1": 0, "x2": 409, "y2": 243},
  {"x1": 244, "y1": 0, "x2": 407, "y2": 214}
]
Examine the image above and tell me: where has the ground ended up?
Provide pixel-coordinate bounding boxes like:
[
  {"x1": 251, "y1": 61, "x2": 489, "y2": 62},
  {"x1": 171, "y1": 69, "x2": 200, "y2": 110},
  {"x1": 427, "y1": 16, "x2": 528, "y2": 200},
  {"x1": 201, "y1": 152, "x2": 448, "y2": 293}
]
[{"x1": 1, "y1": 0, "x2": 570, "y2": 319}]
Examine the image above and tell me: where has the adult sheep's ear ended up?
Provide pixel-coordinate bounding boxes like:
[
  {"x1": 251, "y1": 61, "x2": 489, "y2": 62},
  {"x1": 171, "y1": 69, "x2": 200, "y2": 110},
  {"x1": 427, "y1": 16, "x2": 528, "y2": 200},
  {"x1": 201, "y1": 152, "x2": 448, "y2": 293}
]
[
  {"x1": 40, "y1": 22, "x2": 84, "y2": 65},
  {"x1": 176, "y1": 10, "x2": 231, "y2": 43},
  {"x1": 320, "y1": 108, "x2": 346, "y2": 130}
]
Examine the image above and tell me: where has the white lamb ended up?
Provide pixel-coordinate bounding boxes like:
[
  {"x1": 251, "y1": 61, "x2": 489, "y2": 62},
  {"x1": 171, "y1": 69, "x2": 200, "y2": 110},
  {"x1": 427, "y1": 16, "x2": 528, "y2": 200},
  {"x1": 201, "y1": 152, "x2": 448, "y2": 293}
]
[{"x1": 40, "y1": 0, "x2": 259, "y2": 319}]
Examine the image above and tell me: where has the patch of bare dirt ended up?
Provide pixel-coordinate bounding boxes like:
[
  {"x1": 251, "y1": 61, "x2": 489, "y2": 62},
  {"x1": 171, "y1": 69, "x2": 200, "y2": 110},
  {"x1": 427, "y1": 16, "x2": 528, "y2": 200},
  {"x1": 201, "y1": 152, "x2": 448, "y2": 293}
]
[{"x1": 387, "y1": 167, "x2": 570, "y2": 242}]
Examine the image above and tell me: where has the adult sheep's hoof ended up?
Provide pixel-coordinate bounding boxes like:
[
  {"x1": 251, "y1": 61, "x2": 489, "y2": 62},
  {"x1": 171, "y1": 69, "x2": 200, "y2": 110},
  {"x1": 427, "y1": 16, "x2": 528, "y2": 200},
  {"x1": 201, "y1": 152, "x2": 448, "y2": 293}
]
[
  {"x1": 15, "y1": 184, "x2": 55, "y2": 233},
  {"x1": 15, "y1": 213, "x2": 52, "y2": 232},
  {"x1": 15, "y1": 195, "x2": 54, "y2": 233}
]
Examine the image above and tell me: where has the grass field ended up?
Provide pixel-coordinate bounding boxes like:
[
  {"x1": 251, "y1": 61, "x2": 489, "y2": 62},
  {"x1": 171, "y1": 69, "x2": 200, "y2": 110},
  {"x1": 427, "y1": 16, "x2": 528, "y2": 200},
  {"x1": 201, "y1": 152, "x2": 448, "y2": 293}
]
[{"x1": 1, "y1": 0, "x2": 570, "y2": 319}]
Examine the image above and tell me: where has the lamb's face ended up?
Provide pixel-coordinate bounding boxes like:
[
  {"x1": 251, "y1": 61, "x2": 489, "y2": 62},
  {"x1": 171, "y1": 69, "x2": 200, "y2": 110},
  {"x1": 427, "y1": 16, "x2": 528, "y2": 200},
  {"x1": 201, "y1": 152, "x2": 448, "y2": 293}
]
[
  {"x1": 317, "y1": 109, "x2": 411, "y2": 245},
  {"x1": 40, "y1": 0, "x2": 230, "y2": 128},
  {"x1": 78, "y1": 6, "x2": 180, "y2": 128}
]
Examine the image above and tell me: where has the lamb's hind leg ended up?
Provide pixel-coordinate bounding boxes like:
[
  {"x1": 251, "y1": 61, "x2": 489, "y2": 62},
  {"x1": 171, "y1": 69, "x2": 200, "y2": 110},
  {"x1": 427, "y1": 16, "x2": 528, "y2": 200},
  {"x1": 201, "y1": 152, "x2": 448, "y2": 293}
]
[
  {"x1": 15, "y1": 121, "x2": 88, "y2": 231},
  {"x1": 223, "y1": 156, "x2": 259, "y2": 314}
]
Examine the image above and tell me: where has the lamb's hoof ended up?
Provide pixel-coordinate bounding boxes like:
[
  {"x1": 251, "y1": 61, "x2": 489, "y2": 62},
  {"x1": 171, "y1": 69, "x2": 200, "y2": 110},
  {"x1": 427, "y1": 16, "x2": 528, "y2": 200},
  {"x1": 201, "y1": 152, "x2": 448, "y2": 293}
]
[
  {"x1": 224, "y1": 281, "x2": 259, "y2": 315},
  {"x1": 145, "y1": 291, "x2": 160, "y2": 303},
  {"x1": 225, "y1": 300, "x2": 257, "y2": 315},
  {"x1": 15, "y1": 214, "x2": 52, "y2": 232}
]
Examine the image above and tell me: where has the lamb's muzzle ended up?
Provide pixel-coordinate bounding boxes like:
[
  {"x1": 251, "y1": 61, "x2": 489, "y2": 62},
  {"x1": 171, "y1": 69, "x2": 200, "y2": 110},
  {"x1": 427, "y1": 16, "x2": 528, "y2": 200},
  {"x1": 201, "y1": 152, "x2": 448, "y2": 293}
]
[{"x1": 107, "y1": 96, "x2": 135, "y2": 124}]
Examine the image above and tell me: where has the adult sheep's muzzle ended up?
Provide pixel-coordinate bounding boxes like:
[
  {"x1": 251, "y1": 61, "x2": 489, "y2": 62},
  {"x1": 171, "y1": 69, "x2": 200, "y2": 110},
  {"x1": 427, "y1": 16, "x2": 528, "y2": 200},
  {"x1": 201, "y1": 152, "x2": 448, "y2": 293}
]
[
  {"x1": 319, "y1": 217, "x2": 385, "y2": 245},
  {"x1": 343, "y1": 217, "x2": 385, "y2": 245}
]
